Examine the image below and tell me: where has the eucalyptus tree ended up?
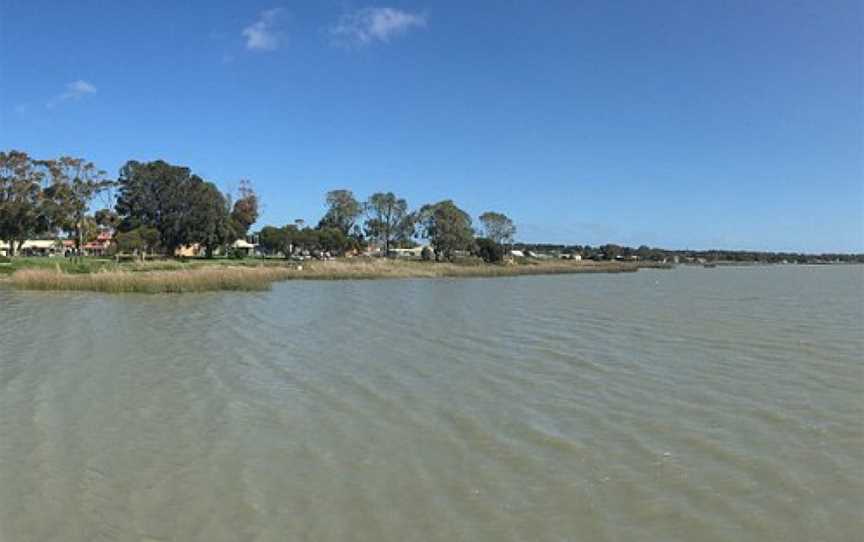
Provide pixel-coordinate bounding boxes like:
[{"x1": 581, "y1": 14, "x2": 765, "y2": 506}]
[
  {"x1": 479, "y1": 211, "x2": 516, "y2": 254},
  {"x1": 416, "y1": 200, "x2": 474, "y2": 261},
  {"x1": 230, "y1": 179, "x2": 259, "y2": 238},
  {"x1": 364, "y1": 192, "x2": 411, "y2": 256},
  {"x1": 40, "y1": 156, "x2": 113, "y2": 251},
  {"x1": 0, "y1": 150, "x2": 47, "y2": 255},
  {"x1": 318, "y1": 189, "x2": 362, "y2": 235}
]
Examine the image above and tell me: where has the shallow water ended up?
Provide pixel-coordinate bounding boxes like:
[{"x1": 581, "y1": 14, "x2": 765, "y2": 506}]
[{"x1": 1, "y1": 266, "x2": 862, "y2": 541}]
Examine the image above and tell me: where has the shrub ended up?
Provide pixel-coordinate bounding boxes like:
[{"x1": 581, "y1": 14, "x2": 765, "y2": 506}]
[{"x1": 474, "y1": 237, "x2": 504, "y2": 263}]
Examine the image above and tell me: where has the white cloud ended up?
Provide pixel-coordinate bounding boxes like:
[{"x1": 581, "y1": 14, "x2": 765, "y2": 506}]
[
  {"x1": 47, "y1": 80, "x2": 97, "y2": 108},
  {"x1": 330, "y1": 7, "x2": 426, "y2": 47},
  {"x1": 243, "y1": 8, "x2": 286, "y2": 51}
]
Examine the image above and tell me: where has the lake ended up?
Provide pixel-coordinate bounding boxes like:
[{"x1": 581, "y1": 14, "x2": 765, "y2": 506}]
[{"x1": 0, "y1": 266, "x2": 862, "y2": 541}]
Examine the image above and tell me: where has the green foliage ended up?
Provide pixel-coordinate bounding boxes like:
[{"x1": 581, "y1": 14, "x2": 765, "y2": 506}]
[
  {"x1": 230, "y1": 179, "x2": 259, "y2": 237},
  {"x1": 188, "y1": 181, "x2": 232, "y2": 257},
  {"x1": 318, "y1": 189, "x2": 362, "y2": 235},
  {"x1": 0, "y1": 150, "x2": 48, "y2": 255},
  {"x1": 416, "y1": 200, "x2": 474, "y2": 261},
  {"x1": 479, "y1": 211, "x2": 516, "y2": 250},
  {"x1": 364, "y1": 192, "x2": 412, "y2": 256},
  {"x1": 115, "y1": 227, "x2": 160, "y2": 255},
  {"x1": 258, "y1": 225, "x2": 290, "y2": 256},
  {"x1": 115, "y1": 160, "x2": 231, "y2": 255},
  {"x1": 39, "y1": 156, "x2": 113, "y2": 248},
  {"x1": 94, "y1": 208, "x2": 120, "y2": 229},
  {"x1": 475, "y1": 237, "x2": 504, "y2": 263}
]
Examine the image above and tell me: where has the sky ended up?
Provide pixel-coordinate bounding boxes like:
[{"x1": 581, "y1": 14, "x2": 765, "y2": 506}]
[{"x1": 1, "y1": 0, "x2": 861, "y2": 253}]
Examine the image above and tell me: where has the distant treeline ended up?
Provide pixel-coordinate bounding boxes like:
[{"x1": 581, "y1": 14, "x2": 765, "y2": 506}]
[
  {"x1": 0, "y1": 151, "x2": 258, "y2": 257},
  {"x1": 2, "y1": 150, "x2": 860, "y2": 263},
  {"x1": 514, "y1": 243, "x2": 864, "y2": 264}
]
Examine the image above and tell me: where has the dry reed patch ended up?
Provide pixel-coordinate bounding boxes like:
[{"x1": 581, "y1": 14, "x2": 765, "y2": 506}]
[{"x1": 11, "y1": 266, "x2": 296, "y2": 293}]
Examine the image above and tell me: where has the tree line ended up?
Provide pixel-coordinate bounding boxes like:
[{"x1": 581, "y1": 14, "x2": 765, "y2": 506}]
[
  {"x1": 3, "y1": 149, "x2": 860, "y2": 263},
  {"x1": 514, "y1": 243, "x2": 864, "y2": 264},
  {"x1": 0, "y1": 151, "x2": 517, "y2": 262},
  {"x1": 258, "y1": 189, "x2": 517, "y2": 262},
  {"x1": 0, "y1": 152, "x2": 258, "y2": 257}
]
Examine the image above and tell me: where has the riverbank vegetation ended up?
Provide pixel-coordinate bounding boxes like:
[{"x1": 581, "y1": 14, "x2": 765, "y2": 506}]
[
  {"x1": 3, "y1": 258, "x2": 670, "y2": 294},
  {"x1": 2, "y1": 149, "x2": 861, "y2": 289}
]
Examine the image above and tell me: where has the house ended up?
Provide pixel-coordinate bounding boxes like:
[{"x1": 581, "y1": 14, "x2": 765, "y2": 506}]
[
  {"x1": 21, "y1": 240, "x2": 61, "y2": 257},
  {"x1": 389, "y1": 245, "x2": 430, "y2": 258},
  {"x1": 82, "y1": 231, "x2": 114, "y2": 256},
  {"x1": 232, "y1": 239, "x2": 257, "y2": 257},
  {"x1": 559, "y1": 253, "x2": 583, "y2": 261},
  {"x1": 509, "y1": 250, "x2": 525, "y2": 258},
  {"x1": 0, "y1": 241, "x2": 8, "y2": 257},
  {"x1": 175, "y1": 243, "x2": 204, "y2": 257}
]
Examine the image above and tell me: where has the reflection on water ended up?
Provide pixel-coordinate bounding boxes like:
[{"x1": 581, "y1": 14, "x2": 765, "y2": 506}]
[{"x1": 1, "y1": 266, "x2": 862, "y2": 541}]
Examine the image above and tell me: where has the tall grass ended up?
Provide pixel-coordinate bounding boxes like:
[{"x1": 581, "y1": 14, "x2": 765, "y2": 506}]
[
  {"x1": 10, "y1": 266, "x2": 296, "y2": 294},
  {"x1": 8, "y1": 258, "x2": 670, "y2": 293}
]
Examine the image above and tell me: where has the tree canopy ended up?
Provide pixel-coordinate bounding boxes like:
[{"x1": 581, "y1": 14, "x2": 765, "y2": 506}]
[
  {"x1": 364, "y1": 192, "x2": 412, "y2": 256},
  {"x1": 115, "y1": 160, "x2": 232, "y2": 255},
  {"x1": 0, "y1": 151, "x2": 47, "y2": 255},
  {"x1": 230, "y1": 179, "x2": 259, "y2": 238},
  {"x1": 416, "y1": 200, "x2": 474, "y2": 261},
  {"x1": 318, "y1": 189, "x2": 362, "y2": 235},
  {"x1": 479, "y1": 211, "x2": 516, "y2": 251},
  {"x1": 40, "y1": 156, "x2": 113, "y2": 249}
]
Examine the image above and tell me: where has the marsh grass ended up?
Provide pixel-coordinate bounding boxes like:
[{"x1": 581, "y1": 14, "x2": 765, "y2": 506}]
[
  {"x1": 7, "y1": 258, "x2": 668, "y2": 293},
  {"x1": 10, "y1": 266, "x2": 297, "y2": 293}
]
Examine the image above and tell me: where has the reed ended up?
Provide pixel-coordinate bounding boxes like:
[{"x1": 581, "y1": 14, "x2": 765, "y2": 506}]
[
  {"x1": 10, "y1": 266, "x2": 297, "y2": 294},
  {"x1": 8, "y1": 258, "x2": 670, "y2": 293},
  {"x1": 282, "y1": 258, "x2": 659, "y2": 280}
]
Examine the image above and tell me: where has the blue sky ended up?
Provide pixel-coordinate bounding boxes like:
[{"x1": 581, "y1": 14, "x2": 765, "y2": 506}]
[{"x1": 1, "y1": 0, "x2": 861, "y2": 252}]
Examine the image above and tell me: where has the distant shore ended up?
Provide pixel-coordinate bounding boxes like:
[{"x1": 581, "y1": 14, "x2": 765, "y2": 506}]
[{"x1": 1, "y1": 258, "x2": 672, "y2": 294}]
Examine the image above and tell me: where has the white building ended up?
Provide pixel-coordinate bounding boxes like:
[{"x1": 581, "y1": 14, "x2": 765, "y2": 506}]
[
  {"x1": 389, "y1": 246, "x2": 431, "y2": 258},
  {"x1": 232, "y1": 239, "x2": 257, "y2": 257}
]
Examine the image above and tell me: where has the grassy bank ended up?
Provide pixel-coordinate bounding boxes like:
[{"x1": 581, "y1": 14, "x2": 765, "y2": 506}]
[
  {"x1": 9, "y1": 266, "x2": 296, "y2": 293},
  {"x1": 3, "y1": 257, "x2": 671, "y2": 293}
]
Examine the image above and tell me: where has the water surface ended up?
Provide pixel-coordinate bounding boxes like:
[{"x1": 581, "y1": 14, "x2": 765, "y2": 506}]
[{"x1": 1, "y1": 266, "x2": 862, "y2": 541}]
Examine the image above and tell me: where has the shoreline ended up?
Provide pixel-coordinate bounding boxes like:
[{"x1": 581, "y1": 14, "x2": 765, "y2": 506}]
[{"x1": 1, "y1": 259, "x2": 672, "y2": 294}]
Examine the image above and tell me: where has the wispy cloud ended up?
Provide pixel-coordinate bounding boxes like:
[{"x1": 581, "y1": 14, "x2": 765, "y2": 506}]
[
  {"x1": 330, "y1": 7, "x2": 426, "y2": 47},
  {"x1": 243, "y1": 8, "x2": 286, "y2": 51},
  {"x1": 47, "y1": 80, "x2": 97, "y2": 108}
]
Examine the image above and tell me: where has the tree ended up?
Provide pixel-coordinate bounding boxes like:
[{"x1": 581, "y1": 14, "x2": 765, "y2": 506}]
[
  {"x1": 115, "y1": 160, "x2": 226, "y2": 256},
  {"x1": 318, "y1": 189, "x2": 362, "y2": 235},
  {"x1": 0, "y1": 150, "x2": 47, "y2": 256},
  {"x1": 317, "y1": 227, "x2": 350, "y2": 255},
  {"x1": 230, "y1": 179, "x2": 259, "y2": 239},
  {"x1": 40, "y1": 156, "x2": 113, "y2": 251},
  {"x1": 479, "y1": 211, "x2": 516, "y2": 255},
  {"x1": 187, "y1": 181, "x2": 232, "y2": 257},
  {"x1": 258, "y1": 226, "x2": 290, "y2": 256},
  {"x1": 94, "y1": 208, "x2": 121, "y2": 229},
  {"x1": 115, "y1": 226, "x2": 160, "y2": 259},
  {"x1": 475, "y1": 237, "x2": 504, "y2": 263},
  {"x1": 364, "y1": 192, "x2": 410, "y2": 256},
  {"x1": 416, "y1": 200, "x2": 474, "y2": 261}
]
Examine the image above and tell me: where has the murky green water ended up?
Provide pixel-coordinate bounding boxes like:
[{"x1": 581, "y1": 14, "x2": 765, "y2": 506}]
[{"x1": 1, "y1": 266, "x2": 862, "y2": 541}]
